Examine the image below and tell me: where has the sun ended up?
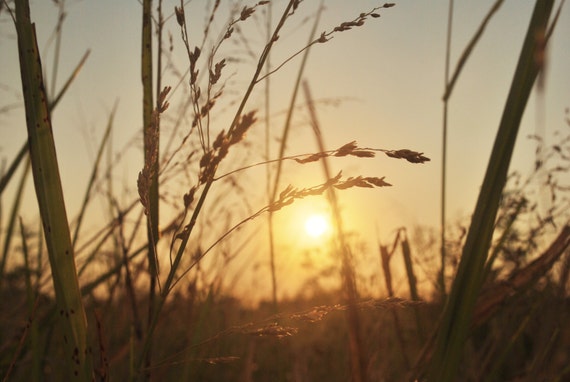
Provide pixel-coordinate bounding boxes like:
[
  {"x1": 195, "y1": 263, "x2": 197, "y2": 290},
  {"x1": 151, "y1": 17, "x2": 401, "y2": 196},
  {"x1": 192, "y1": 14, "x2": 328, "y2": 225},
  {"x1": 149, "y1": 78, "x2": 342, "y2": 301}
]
[{"x1": 304, "y1": 214, "x2": 330, "y2": 238}]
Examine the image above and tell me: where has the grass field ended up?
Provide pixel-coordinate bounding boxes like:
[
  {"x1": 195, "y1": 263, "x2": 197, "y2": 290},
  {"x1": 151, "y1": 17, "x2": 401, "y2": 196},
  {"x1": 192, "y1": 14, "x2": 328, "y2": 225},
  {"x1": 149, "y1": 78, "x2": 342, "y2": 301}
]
[{"x1": 1, "y1": 1, "x2": 569, "y2": 381}]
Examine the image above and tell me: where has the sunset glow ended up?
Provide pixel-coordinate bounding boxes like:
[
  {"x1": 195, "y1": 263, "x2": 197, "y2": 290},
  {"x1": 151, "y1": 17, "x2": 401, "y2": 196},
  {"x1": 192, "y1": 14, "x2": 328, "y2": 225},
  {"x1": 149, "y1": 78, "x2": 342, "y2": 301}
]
[{"x1": 304, "y1": 214, "x2": 330, "y2": 238}]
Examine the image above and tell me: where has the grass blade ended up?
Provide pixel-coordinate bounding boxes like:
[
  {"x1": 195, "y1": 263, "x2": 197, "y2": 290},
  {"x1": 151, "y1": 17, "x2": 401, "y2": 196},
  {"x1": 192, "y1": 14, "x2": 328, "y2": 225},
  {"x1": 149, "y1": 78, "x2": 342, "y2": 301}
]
[
  {"x1": 14, "y1": 1, "x2": 93, "y2": 379},
  {"x1": 427, "y1": 1, "x2": 554, "y2": 380}
]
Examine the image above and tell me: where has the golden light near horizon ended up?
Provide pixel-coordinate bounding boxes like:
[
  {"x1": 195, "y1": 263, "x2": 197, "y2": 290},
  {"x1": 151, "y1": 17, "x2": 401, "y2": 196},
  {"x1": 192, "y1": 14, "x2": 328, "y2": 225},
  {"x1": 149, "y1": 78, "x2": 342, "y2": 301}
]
[{"x1": 304, "y1": 213, "x2": 330, "y2": 239}]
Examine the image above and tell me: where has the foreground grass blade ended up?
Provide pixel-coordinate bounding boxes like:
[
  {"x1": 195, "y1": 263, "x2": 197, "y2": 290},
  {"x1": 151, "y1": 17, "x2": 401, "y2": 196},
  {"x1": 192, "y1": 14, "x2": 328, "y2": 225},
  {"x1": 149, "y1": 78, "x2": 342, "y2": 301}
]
[
  {"x1": 427, "y1": 1, "x2": 554, "y2": 380},
  {"x1": 14, "y1": 1, "x2": 93, "y2": 379}
]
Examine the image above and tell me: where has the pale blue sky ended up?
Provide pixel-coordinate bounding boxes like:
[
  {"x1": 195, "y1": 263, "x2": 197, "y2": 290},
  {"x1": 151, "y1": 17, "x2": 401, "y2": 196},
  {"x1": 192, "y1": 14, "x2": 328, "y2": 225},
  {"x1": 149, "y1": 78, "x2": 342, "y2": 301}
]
[{"x1": 1, "y1": 1, "x2": 569, "y2": 298}]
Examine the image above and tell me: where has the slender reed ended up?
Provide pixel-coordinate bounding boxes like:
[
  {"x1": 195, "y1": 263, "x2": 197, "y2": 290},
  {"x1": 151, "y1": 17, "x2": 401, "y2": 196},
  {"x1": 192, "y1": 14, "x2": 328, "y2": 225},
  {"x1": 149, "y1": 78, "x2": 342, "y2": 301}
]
[
  {"x1": 441, "y1": 0, "x2": 505, "y2": 300},
  {"x1": 400, "y1": 229, "x2": 425, "y2": 342},
  {"x1": 427, "y1": 1, "x2": 554, "y2": 380},
  {"x1": 379, "y1": 238, "x2": 410, "y2": 369},
  {"x1": 137, "y1": 2, "x2": 299, "y2": 373},
  {"x1": 14, "y1": 0, "x2": 93, "y2": 378},
  {"x1": 263, "y1": 0, "x2": 276, "y2": 310},
  {"x1": 267, "y1": 0, "x2": 324, "y2": 311},
  {"x1": 440, "y1": 0, "x2": 453, "y2": 301},
  {"x1": 140, "y1": 0, "x2": 160, "y2": 378},
  {"x1": 303, "y1": 81, "x2": 367, "y2": 382}
]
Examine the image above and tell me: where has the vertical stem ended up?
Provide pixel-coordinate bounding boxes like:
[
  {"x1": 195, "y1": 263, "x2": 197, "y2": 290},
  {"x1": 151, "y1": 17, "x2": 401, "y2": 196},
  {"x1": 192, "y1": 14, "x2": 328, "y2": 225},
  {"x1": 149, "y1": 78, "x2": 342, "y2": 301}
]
[
  {"x1": 379, "y1": 241, "x2": 410, "y2": 369},
  {"x1": 137, "y1": 1, "x2": 299, "y2": 372},
  {"x1": 304, "y1": 81, "x2": 367, "y2": 382},
  {"x1": 15, "y1": 0, "x2": 93, "y2": 379},
  {"x1": 141, "y1": 0, "x2": 157, "y2": 378},
  {"x1": 440, "y1": 0, "x2": 454, "y2": 301},
  {"x1": 401, "y1": 230, "x2": 425, "y2": 342},
  {"x1": 263, "y1": 1, "x2": 278, "y2": 312},
  {"x1": 267, "y1": 0, "x2": 324, "y2": 311}
]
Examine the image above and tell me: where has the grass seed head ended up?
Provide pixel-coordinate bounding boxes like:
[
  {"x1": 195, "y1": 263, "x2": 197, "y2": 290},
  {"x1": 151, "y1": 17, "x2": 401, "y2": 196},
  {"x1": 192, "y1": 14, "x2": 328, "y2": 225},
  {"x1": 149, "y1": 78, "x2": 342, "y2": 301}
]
[
  {"x1": 174, "y1": 6, "x2": 184, "y2": 26},
  {"x1": 385, "y1": 149, "x2": 430, "y2": 163}
]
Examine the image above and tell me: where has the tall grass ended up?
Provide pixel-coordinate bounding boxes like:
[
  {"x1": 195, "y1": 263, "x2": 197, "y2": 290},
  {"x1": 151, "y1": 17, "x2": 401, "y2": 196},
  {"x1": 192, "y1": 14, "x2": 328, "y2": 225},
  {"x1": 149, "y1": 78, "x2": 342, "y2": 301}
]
[
  {"x1": 303, "y1": 81, "x2": 369, "y2": 381},
  {"x1": 427, "y1": 0, "x2": 555, "y2": 380},
  {"x1": 13, "y1": 0, "x2": 93, "y2": 379},
  {"x1": 1, "y1": 1, "x2": 569, "y2": 381}
]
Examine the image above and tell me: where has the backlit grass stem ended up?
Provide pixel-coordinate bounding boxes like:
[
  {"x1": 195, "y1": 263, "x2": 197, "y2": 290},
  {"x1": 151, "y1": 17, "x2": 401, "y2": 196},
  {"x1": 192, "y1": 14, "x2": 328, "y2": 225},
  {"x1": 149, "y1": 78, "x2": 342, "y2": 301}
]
[
  {"x1": 136, "y1": 1, "x2": 300, "y2": 374},
  {"x1": 427, "y1": 1, "x2": 554, "y2": 380},
  {"x1": 267, "y1": 0, "x2": 324, "y2": 311},
  {"x1": 140, "y1": 0, "x2": 159, "y2": 378},
  {"x1": 303, "y1": 81, "x2": 368, "y2": 382},
  {"x1": 14, "y1": 0, "x2": 93, "y2": 379}
]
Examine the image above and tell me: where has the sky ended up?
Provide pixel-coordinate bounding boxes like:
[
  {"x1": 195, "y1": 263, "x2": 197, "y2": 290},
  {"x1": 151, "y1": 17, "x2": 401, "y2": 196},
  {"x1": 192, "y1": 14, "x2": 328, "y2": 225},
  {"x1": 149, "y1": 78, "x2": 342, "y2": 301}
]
[{"x1": 1, "y1": 0, "x2": 569, "y2": 301}]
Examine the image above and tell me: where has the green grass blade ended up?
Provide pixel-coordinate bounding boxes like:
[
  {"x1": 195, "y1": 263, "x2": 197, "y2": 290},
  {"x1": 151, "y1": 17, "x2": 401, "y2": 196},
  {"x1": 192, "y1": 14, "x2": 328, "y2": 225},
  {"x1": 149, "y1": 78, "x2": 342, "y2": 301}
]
[
  {"x1": 14, "y1": 0, "x2": 93, "y2": 379},
  {"x1": 427, "y1": 1, "x2": 554, "y2": 380}
]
